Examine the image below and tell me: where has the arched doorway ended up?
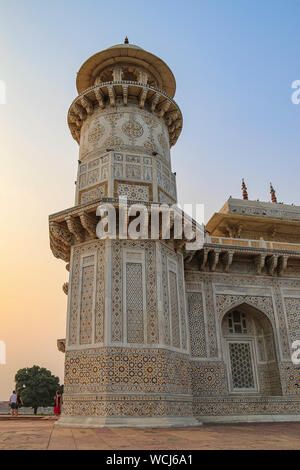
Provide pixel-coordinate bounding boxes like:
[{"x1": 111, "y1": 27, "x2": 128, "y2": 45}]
[{"x1": 221, "y1": 304, "x2": 282, "y2": 396}]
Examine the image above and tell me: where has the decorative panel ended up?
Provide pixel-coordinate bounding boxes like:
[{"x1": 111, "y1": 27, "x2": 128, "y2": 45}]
[
  {"x1": 169, "y1": 270, "x2": 180, "y2": 348},
  {"x1": 188, "y1": 292, "x2": 206, "y2": 357},
  {"x1": 111, "y1": 240, "x2": 158, "y2": 345},
  {"x1": 79, "y1": 256, "x2": 95, "y2": 344},
  {"x1": 229, "y1": 342, "x2": 255, "y2": 390},
  {"x1": 285, "y1": 298, "x2": 300, "y2": 342},
  {"x1": 126, "y1": 263, "x2": 144, "y2": 344},
  {"x1": 79, "y1": 183, "x2": 106, "y2": 204},
  {"x1": 115, "y1": 181, "x2": 150, "y2": 202},
  {"x1": 69, "y1": 241, "x2": 105, "y2": 346}
]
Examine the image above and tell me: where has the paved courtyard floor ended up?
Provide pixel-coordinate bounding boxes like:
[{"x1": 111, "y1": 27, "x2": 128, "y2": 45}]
[{"x1": 0, "y1": 416, "x2": 300, "y2": 450}]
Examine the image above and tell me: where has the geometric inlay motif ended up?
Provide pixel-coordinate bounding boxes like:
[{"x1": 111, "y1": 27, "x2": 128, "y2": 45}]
[
  {"x1": 159, "y1": 191, "x2": 174, "y2": 205},
  {"x1": 216, "y1": 294, "x2": 274, "y2": 324},
  {"x1": 80, "y1": 184, "x2": 106, "y2": 204},
  {"x1": 229, "y1": 342, "x2": 255, "y2": 390},
  {"x1": 160, "y1": 243, "x2": 187, "y2": 351},
  {"x1": 126, "y1": 263, "x2": 144, "y2": 343},
  {"x1": 111, "y1": 240, "x2": 158, "y2": 345},
  {"x1": 144, "y1": 243, "x2": 158, "y2": 344},
  {"x1": 161, "y1": 247, "x2": 171, "y2": 346},
  {"x1": 69, "y1": 242, "x2": 105, "y2": 346},
  {"x1": 191, "y1": 362, "x2": 227, "y2": 395},
  {"x1": 117, "y1": 183, "x2": 149, "y2": 202},
  {"x1": 202, "y1": 278, "x2": 218, "y2": 358},
  {"x1": 122, "y1": 120, "x2": 144, "y2": 138},
  {"x1": 177, "y1": 256, "x2": 187, "y2": 350},
  {"x1": 142, "y1": 115, "x2": 158, "y2": 127},
  {"x1": 169, "y1": 270, "x2": 180, "y2": 348},
  {"x1": 188, "y1": 292, "x2": 206, "y2": 357},
  {"x1": 284, "y1": 298, "x2": 300, "y2": 342},
  {"x1": 144, "y1": 138, "x2": 157, "y2": 153},
  {"x1": 87, "y1": 168, "x2": 99, "y2": 186},
  {"x1": 79, "y1": 261, "x2": 95, "y2": 344},
  {"x1": 64, "y1": 347, "x2": 191, "y2": 395}
]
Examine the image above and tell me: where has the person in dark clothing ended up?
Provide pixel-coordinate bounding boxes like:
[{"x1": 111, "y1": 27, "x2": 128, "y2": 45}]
[{"x1": 16, "y1": 392, "x2": 23, "y2": 416}]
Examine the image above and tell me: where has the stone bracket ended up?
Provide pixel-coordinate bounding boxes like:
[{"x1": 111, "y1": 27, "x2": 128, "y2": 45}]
[{"x1": 65, "y1": 215, "x2": 85, "y2": 243}]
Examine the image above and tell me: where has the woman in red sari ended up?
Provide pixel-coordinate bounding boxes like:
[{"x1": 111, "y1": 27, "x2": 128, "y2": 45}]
[{"x1": 53, "y1": 390, "x2": 62, "y2": 416}]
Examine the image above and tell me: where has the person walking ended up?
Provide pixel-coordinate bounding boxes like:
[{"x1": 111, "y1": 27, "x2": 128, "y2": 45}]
[
  {"x1": 9, "y1": 390, "x2": 17, "y2": 417},
  {"x1": 16, "y1": 392, "x2": 23, "y2": 416},
  {"x1": 53, "y1": 390, "x2": 61, "y2": 416}
]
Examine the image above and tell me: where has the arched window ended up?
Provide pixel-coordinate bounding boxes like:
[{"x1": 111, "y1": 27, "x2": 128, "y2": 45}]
[{"x1": 221, "y1": 305, "x2": 282, "y2": 396}]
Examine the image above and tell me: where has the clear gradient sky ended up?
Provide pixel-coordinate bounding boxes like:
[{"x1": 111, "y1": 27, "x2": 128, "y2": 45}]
[{"x1": 1, "y1": 0, "x2": 300, "y2": 400}]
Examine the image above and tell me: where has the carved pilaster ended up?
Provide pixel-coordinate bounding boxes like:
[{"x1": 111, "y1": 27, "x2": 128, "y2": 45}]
[
  {"x1": 222, "y1": 251, "x2": 234, "y2": 273},
  {"x1": 199, "y1": 248, "x2": 209, "y2": 270},
  {"x1": 255, "y1": 253, "x2": 266, "y2": 274},
  {"x1": 277, "y1": 255, "x2": 289, "y2": 276},
  {"x1": 209, "y1": 249, "x2": 220, "y2": 272},
  {"x1": 266, "y1": 254, "x2": 278, "y2": 275}
]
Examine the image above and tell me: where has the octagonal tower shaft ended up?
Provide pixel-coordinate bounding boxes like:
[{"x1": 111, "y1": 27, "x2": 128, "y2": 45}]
[{"x1": 68, "y1": 42, "x2": 183, "y2": 207}]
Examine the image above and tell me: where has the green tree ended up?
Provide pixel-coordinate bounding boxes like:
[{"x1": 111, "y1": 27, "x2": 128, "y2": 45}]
[{"x1": 15, "y1": 365, "x2": 63, "y2": 415}]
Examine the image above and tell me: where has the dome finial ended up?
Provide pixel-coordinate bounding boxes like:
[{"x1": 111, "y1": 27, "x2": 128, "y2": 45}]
[
  {"x1": 124, "y1": 36, "x2": 129, "y2": 44},
  {"x1": 270, "y1": 182, "x2": 277, "y2": 203},
  {"x1": 241, "y1": 178, "x2": 248, "y2": 200}
]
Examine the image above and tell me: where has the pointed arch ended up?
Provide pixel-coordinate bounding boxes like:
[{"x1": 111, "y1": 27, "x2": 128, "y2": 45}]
[{"x1": 220, "y1": 302, "x2": 282, "y2": 396}]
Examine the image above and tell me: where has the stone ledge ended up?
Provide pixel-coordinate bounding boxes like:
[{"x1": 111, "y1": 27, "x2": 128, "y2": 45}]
[
  {"x1": 55, "y1": 415, "x2": 201, "y2": 428},
  {"x1": 197, "y1": 414, "x2": 300, "y2": 424}
]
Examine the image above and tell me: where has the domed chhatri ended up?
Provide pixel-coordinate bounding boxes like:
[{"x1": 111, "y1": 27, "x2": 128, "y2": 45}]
[
  {"x1": 76, "y1": 41, "x2": 176, "y2": 97},
  {"x1": 65, "y1": 40, "x2": 182, "y2": 208},
  {"x1": 69, "y1": 41, "x2": 181, "y2": 157}
]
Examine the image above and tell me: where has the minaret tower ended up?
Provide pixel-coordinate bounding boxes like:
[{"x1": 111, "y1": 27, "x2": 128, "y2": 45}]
[
  {"x1": 71, "y1": 38, "x2": 181, "y2": 206},
  {"x1": 50, "y1": 40, "x2": 196, "y2": 427}
]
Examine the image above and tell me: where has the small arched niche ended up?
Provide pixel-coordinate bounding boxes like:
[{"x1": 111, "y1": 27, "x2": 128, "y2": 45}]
[{"x1": 221, "y1": 303, "x2": 282, "y2": 396}]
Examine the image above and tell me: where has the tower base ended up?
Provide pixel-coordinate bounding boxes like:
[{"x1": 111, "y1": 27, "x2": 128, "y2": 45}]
[{"x1": 55, "y1": 415, "x2": 201, "y2": 428}]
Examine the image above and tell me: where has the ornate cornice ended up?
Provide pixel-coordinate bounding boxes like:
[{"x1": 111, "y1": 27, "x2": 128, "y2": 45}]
[
  {"x1": 67, "y1": 81, "x2": 182, "y2": 147},
  {"x1": 49, "y1": 199, "x2": 300, "y2": 267}
]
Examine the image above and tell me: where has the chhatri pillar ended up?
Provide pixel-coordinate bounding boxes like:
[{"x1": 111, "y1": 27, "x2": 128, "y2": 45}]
[{"x1": 50, "y1": 40, "x2": 197, "y2": 426}]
